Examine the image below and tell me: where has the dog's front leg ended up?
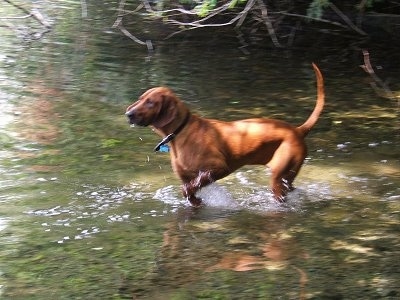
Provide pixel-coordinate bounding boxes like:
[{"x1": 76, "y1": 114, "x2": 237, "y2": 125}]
[{"x1": 182, "y1": 170, "x2": 213, "y2": 207}]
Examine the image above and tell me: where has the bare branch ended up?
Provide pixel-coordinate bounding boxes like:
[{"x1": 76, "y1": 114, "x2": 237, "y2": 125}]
[
  {"x1": 112, "y1": 0, "x2": 127, "y2": 28},
  {"x1": 137, "y1": 0, "x2": 258, "y2": 42},
  {"x1": 112, "y1": 0, "x2": 388, "y2": 50},
  {"x1": 277, "y1": 11, "x2": 353, "y2": 31},
  {"x1": 157, "y1": 0, "x2": 257, "y2": 33},
  {"x1": 31, "y1": 8, "x2": 51, "y2": 28},
  {"x1": 142, "y1": 0, "x2": 197, "y2": 16},
  {"x1": 256, "y1": 0, "x2": 281, "y2": 47},
  {"x1": 328, "y1": 2, "x2": 366, "y2": 36},
  {"x1": 112, "y1": 0, "x2": 153, "y2": 52},
  {"x1": 3, "y1": 0, "x2": 31, "y2": 16},
  {"x1": 1, "y1": 0, "x2": 52, "y2": 40},
  {"x1": 3, "y1": 0, "x2": 51, "y2": 28},
  {"x1": 361, "y1": 50, "x2": 398, "y2": 107},
  {"x1": 0, "y1": 14, "x2": 32, "y2": 20},
  {"x1": 118, "y1": 24, "x2": 148, "y2": 46}
]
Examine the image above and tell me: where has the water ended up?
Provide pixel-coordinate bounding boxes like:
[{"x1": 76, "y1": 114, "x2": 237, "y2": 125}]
[{"x1": 0, "y1": 1, "x2": 399, "y2": 299}]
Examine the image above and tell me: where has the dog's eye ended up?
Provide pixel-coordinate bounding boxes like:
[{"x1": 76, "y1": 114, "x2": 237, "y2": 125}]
[{"x1": 145, "y1": 99, "x2": 155, "y2": 108}]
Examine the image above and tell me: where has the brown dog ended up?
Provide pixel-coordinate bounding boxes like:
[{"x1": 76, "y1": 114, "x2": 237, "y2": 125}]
[{"x1": 126, "y1": 63, "x2": 324, "y2": 207}]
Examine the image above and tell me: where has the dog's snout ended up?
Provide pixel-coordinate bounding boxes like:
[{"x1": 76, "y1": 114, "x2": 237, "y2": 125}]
[{"x1": 125, "y1": 109, "x2": 136, "y2": 125}]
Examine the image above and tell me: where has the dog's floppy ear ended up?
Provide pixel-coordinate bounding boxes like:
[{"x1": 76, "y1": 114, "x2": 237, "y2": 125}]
[{"x1": 152, "y1": 94, "x2": 177, "y2": 128}]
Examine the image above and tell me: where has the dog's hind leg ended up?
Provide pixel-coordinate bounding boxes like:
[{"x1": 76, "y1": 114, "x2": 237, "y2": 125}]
[
  {"x1": 267, "y1": 143, "x2": 298, "y2": 201},
  {"x1": 282, "y1": 144, "x2": 307, "y2": 192},
  {"x1": 281, "y1": 159, "x2": 305, "y2": 192},
  {"x1": 269, "y1": 172, "x2": 288, "y2": 202}
]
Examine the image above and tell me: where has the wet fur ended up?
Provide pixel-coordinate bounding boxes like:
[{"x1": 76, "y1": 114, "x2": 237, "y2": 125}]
[{"x1": 126, "y1": 64, "x2": 325, "y2": 206}]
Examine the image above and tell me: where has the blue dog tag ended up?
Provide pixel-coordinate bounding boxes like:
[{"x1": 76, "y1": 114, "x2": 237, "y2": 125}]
[{"x1": 159, "y1": 144, "x2": 170, "y2": 152}]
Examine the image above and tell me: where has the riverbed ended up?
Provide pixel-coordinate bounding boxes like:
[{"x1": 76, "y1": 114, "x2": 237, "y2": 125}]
[{"x1": 0, "y1": 1, "x2": 399, "y2": 299}]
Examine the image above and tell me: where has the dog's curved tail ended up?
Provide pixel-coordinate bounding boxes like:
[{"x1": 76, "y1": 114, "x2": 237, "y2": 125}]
[{"x1": 296, "y1": 63, "x2": 325, "y2": 137}]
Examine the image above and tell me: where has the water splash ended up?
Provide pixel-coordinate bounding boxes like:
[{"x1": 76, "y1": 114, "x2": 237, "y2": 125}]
[
  {"x1": 154, "y1": 178, "x2": 333, "y2": 213},
  {"x1": 23, "y1": 172, "x2": 334, "y2": 245},
  {"x1": 25, "y1": 183, "x2": 162, "y2": 244}
]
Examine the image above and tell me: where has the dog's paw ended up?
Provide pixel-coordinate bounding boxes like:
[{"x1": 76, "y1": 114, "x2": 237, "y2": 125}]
[{"x1": 187, "y1": 196, "x2": 203, "y2": 208}]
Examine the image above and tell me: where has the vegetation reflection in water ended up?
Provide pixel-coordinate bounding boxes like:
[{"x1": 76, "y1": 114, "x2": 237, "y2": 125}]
[
  {"x1": 0, "y1": 3, "x2": 399, "y2": 300},
  {"x1": 1, "y1": 89, "x2": 399, "y2": 298}
]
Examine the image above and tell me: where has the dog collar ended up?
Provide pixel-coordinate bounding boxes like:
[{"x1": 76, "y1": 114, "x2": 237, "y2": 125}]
[{"x1": 154, "y1": 113, "x2": 190, "y2": 152}]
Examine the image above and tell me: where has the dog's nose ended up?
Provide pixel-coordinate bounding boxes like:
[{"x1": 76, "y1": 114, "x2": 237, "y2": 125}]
[{"x1": 125, "y1": 110, "x2": 135, "y2": 125}]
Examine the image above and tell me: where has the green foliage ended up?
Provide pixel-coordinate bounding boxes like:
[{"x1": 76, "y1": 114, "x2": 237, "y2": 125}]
[
  {"x1": 307, "y1": 0, "x2": 330, "y2": 19},
  {"x1": 307, "y1": 0, "x2": 387, "y2": 19},
  {"x1": 357, "y1": 0, "x2": 385, "y2": 9},
  {"x1": 194, "y1": 0, "x2": 218, "y2": 17},
  {"x1": 228, "y1": 0, "x2": 248, "y2": 9},
  {"x1": 192, "y1": 0, "x2": 247, "y2": 17},
  {"x1": 101, "y1": 138, "x2": 122, "y2": 148}
]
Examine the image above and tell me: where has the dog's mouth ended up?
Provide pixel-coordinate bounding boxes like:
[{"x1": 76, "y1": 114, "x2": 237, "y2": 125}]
[
  {"x1": 131, "y1": 122, "x2": 148, "y2": 127},
  {"x1": 126, "y1": 109, "x2": 156, "y2": 127},
  {"x1": 126, "y1": 115, "x2": 149, "y2": 127}
]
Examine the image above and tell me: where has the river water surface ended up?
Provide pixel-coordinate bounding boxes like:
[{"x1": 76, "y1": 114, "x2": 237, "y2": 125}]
[{"x1": 0, "y1": 1, "x2": 399, "y2": 299}]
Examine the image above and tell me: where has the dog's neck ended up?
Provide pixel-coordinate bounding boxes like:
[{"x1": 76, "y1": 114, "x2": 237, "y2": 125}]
[{"x1": 153, "y1": 112, "x2": 191, "y2": 152}]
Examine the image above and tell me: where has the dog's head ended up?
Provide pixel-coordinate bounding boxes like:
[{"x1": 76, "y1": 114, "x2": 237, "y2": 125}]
[{"x1": 125, "y1": 87, "x2": 181, "y2": 129}]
